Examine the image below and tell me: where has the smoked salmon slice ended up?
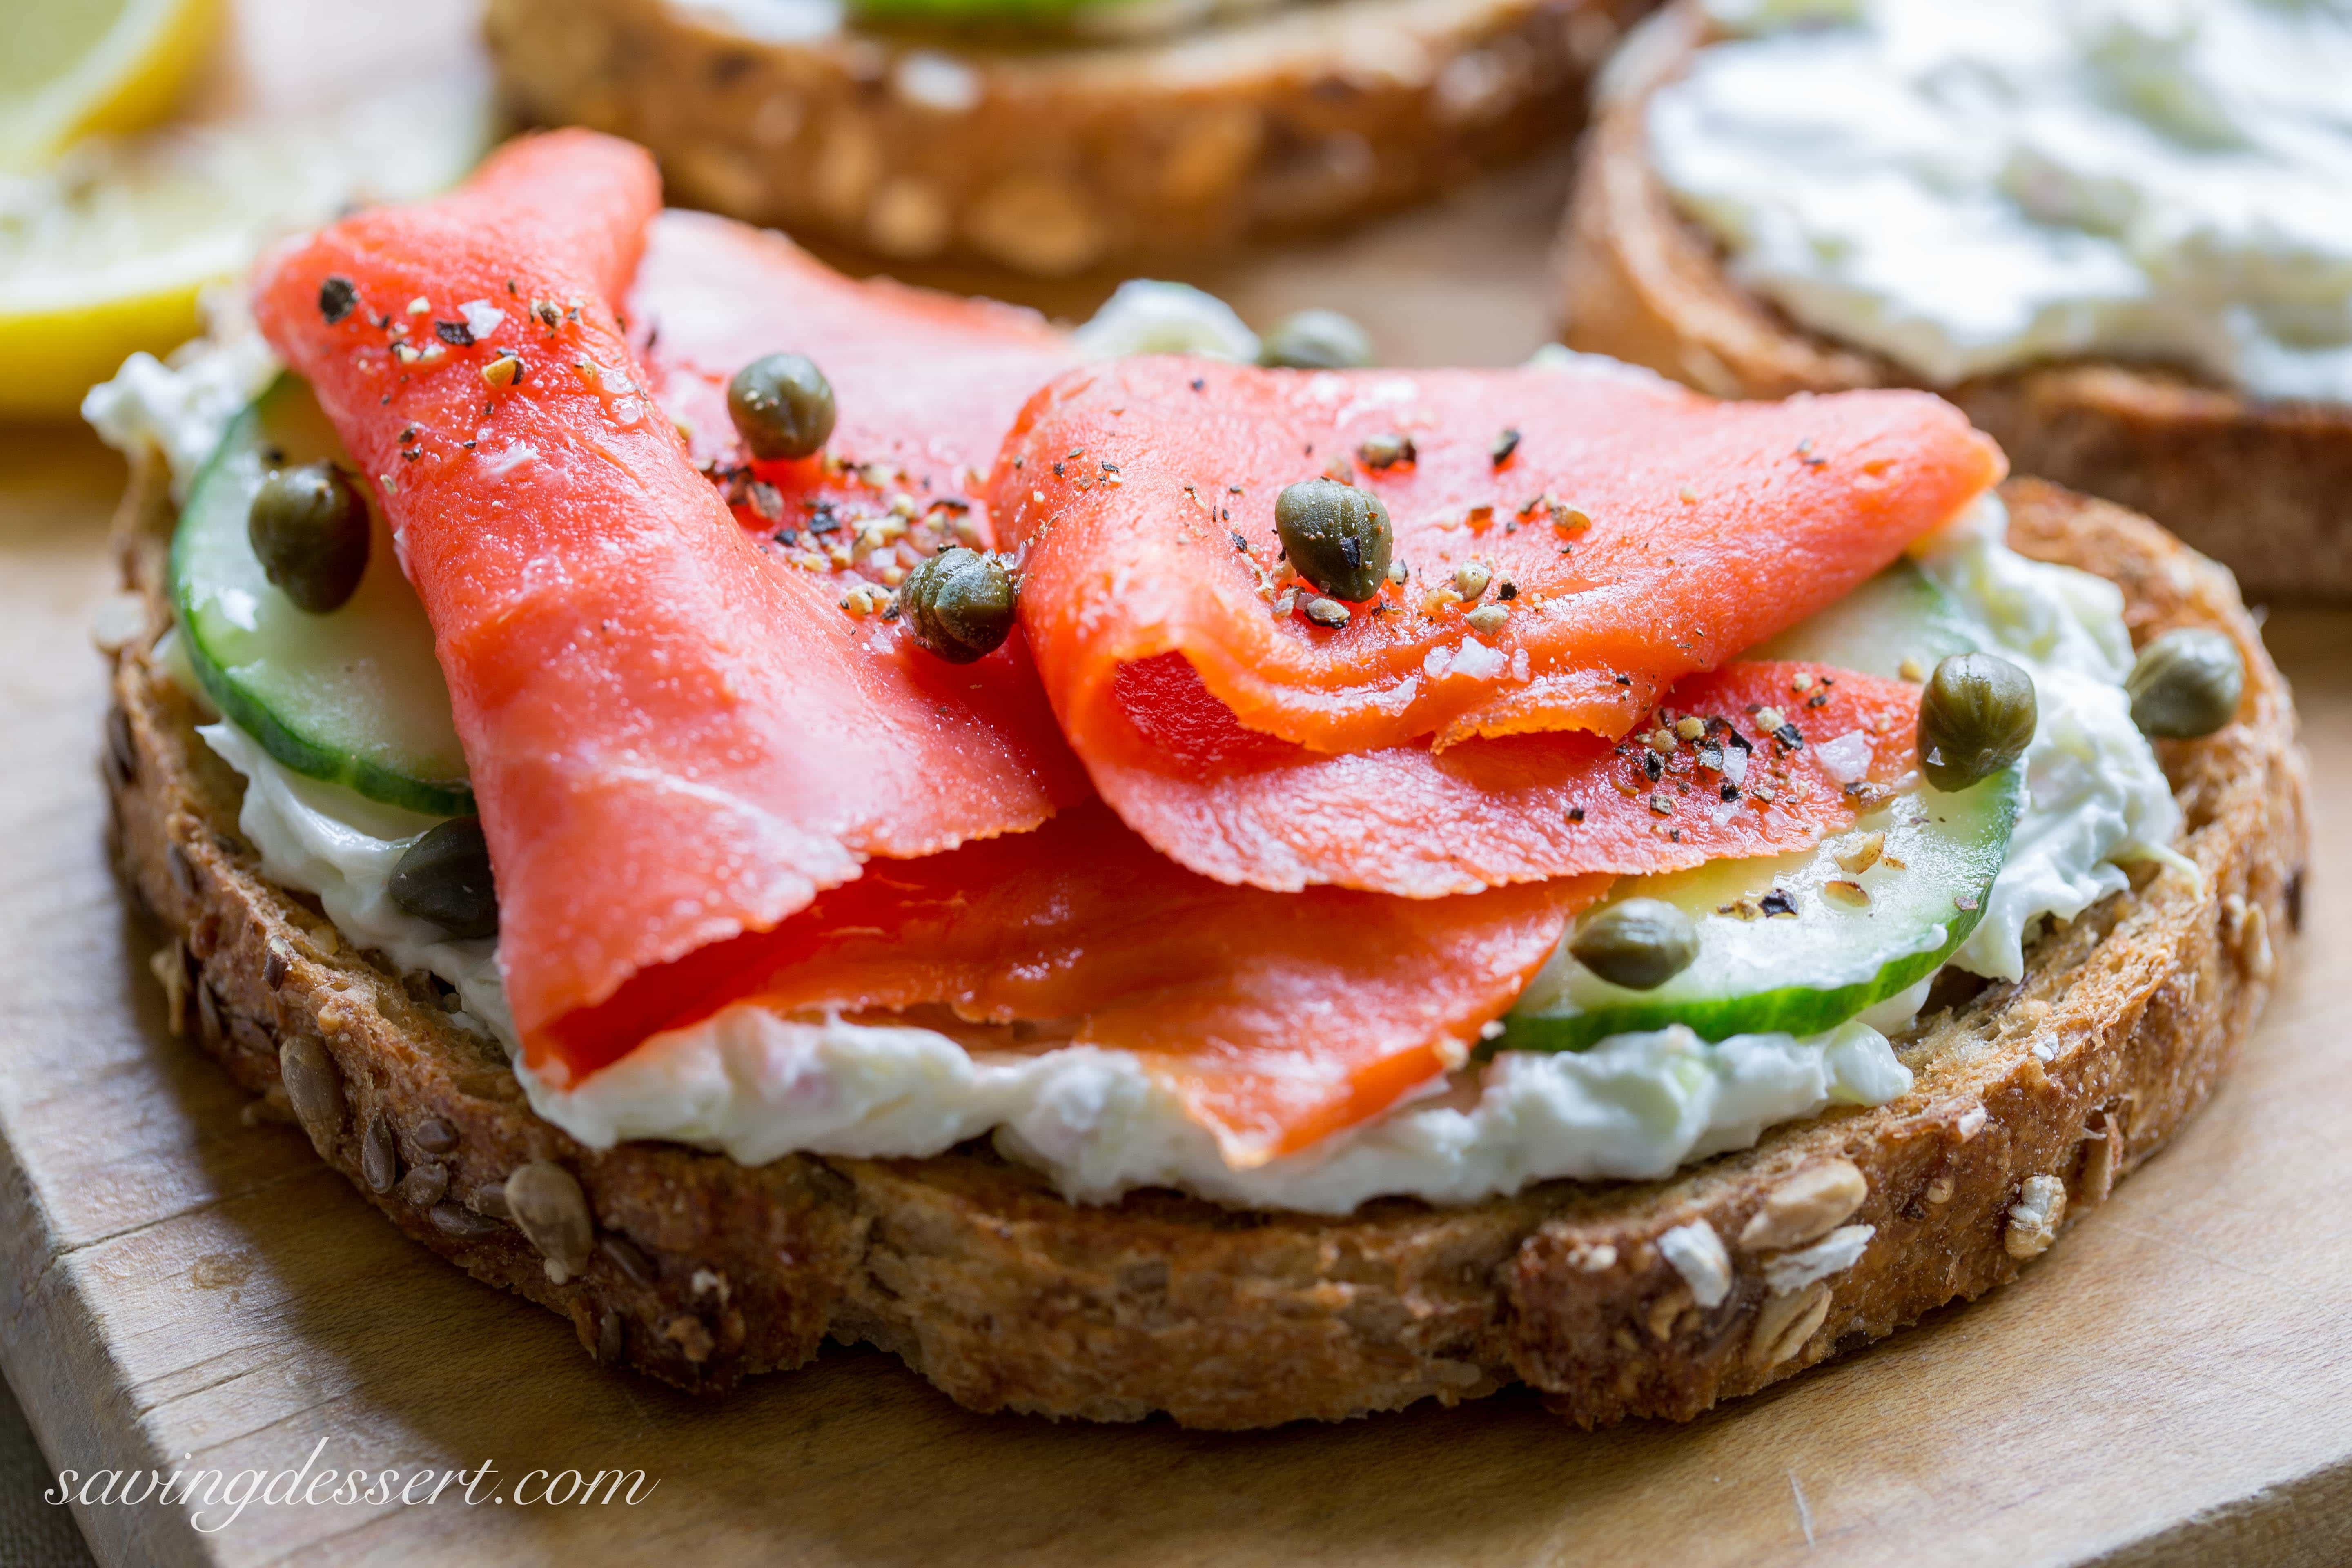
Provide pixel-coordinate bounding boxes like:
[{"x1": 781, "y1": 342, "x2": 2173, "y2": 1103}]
[
  {"x1": 557, "y1": 803, "x2": 1600, "y2": 1165},
  {"x1": 1000, "y1": 356, "x2": 2000, "y2": 753},
  {"x1": 993, "y1": 356, "x2": 1997, "y2": 893},
  {"x1": 252, "y1": 131, "x2": 1089, "y2": 1074},
  {"x1": 247, "y1": 132, "x2": 1597, "y2": 1162},
  {"x1": 1094, "y1": 656, "x2": 1924, "y2": 895},
  {"x1": 627, "y1": 209, "x2": 1080, "y2": 518}
]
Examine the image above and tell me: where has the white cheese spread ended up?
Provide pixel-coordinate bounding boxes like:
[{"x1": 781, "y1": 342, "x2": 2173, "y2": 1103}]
[
  {"x1": 1648, "y1": 0, "x2": 2352, "y2": 402},
  {"x1": 168, "y1": 503, "x2": 2171, "y2": 1213},
  {"x1": 100, "y1": 331, "x2": 2180, "y2": 1213}
]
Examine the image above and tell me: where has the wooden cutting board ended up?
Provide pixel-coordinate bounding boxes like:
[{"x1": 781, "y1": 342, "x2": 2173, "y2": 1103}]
[{"x1": 6, "y1": 3, "x2": 2352, "y2": 1563}]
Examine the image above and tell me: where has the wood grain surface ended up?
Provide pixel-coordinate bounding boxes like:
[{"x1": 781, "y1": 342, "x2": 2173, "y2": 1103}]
[{"x1": 2, "y1": 1, "x2": 2350, "y2": 1562}]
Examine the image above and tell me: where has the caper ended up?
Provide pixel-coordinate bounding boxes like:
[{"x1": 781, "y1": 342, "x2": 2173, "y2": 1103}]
[
  {"x1": 1274, "y1": 479, "x2": 1392, "y2": 603},
  {"x1": 1257, "y1": 309, "x2": 1374, "y2": 370},
  {"x1": 388, "y1": 818, "x2": 499, "y2": 940},
  {"x1": 1569, "y1": 898, "x2": 1699, "y2": 991},
  {"x1": 1917, "y1": 652, "x2": 2036, "y2": 793},
  {"x1": 726, "y1": 352, "x2": 836, "y2": 461},
  {"x1": 902, "y1": 546, "x2": 1017, "y2": 664},
  {"x1": 248, "y1": 462, "x2": 369, "y2": 614},
  {"x1": 2126, "y1": 628, "x2": 2243, "y2": 739}
]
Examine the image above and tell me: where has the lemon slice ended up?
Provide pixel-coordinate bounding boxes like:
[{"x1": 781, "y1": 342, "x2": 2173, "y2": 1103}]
[
  {"x1": 0, "y1": 0, "x2": 223, "y2": 172},
  {"x1": 0, "y1": 78, "x2": 494, "y2": 419}
]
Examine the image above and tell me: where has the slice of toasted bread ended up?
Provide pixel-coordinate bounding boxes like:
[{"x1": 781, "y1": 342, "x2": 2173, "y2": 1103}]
[
  {"x1": 481, "y1": 0, "x2": 1651, "y2": 276},
  {"x1": 1554, "y1": 4, "x2": 2352, "y2": 604},
  {"x1": 103, "y1": 455, "x2": 2303, "y2": 1428}
]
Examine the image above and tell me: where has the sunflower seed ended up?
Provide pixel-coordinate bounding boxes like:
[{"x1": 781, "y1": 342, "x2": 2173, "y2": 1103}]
[
  {"x1": 505, "y1": 1162, "x2": 594, "y2": 1279},
  {"x1": 278, "y1": 1037, "x2": 344, "y2": 1149},
  {"x1": 106, "y1": 706, "x2": 138, "y2": 784},
  {"x1": 400, "y1": 1163, "x2": 449, "y2": 1209},
  {"x1": 2004, "y1": 1174, "x2": 2067, "y2": 1259},
  {"x1": 429, "y1": 1202, "x2": 503, "y2": 1240},
  {"x1": 357, "y1": 1113, "x2": 398, "y2": 1192},
  {"x1": 1739, "y1": 1160, "x2": 1867, "y2": 1252},
  {"x1": 1746, "y1": 1280, "x2": 1831, "y2": 1368}
]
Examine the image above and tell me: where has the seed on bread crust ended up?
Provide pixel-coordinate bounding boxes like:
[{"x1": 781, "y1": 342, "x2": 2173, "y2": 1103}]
[
  {"x1": 278, "y1": 1037, "x2": 344, "y2": 1150},
  {"x1": 412, "y1": 1116, "x2": 459, "y2": 1155},
  {"x1": 430, "y1": 1202, "x2": 504, "y2": 1241},
  {"x1": 399, "y1": 1163, "x2": 450, "y2": 1209},
  {"x1": 1738, "y1": 1160, "x2": 1867, "y2": 1252},
  {"x1": 1746, "y1": 1281, "x2": 1832, "y2": 1369},
  {"x1": 148, "y1": 943, "x2": 189, "y2": 1034},
  {"x1": 506, "y1": 1161, "x2": 595, "y2": 1281},
  {"x1": 361, "y1": 1113, "x2": 399, "y2": 1194},
  {"x1": 1655, "y1": 1221, "x2": 1731, "y2": 1308},
  {"x1": 2004, "y1": 1175, "x2": 2068, "y2": 1260}
]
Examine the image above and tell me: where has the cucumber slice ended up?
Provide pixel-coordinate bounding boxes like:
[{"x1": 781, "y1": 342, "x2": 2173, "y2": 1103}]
[
  {"x1": 1500, "y1": 773, "x2": 2018, "y2": 1051},
  {"x1": 172, "y1": 374, "x2": 471, "y2": 816},
  {"x1": 1751, "y1": 559, "x2": 1980, "y2": 679},
  {"x1": 1501, "y1": 561, "x2": 2017, "y2": 1051}
]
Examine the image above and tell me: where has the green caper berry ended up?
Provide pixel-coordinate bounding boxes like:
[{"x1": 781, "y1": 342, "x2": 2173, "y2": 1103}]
[
  {"x1": 1917, "y1": 652, "x2": 2036, "y2": 793},
  {"x1": 1275, "y1": 478, "x2": 1392, "y2": 603},
  {"x1": 2126, "y1": 628, "x2": 2243, "y2": 739},
  {"x1": 902, "y1": 546, "x2": 1017, "y2": 664},
  {"x1": 247, "y1": 462, "x2": 369, "y2": 614},
  {"x1": 726, "y1": 352, "x2": 837, "y2": 461},
  {"x1": 1570, "y1": 898, "x2": 1699, "y2": 991},
  {"x1": 388, "y1": 818, "x2": 499, "y2": 940},
  {"x1": 1257, "y1": 309, "x2": 1374, "y2": 370}
]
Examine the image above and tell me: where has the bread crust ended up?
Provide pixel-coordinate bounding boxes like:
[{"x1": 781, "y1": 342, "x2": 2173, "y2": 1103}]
[
  {"x1": 481, "y1": 0, "x2": 1651, "y2": 276},
  {"x1": 104, "y1": 457, "x2": 2304, "y2": 1428},
  {"x1": 1553, "y1": 4, "x2": 2352, "y2": 603}
]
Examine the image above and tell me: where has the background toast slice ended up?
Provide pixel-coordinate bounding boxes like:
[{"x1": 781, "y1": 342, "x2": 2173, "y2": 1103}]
[
  {"x1": 1553, "y1": 3, "x2": 2352, "y2": 604},
  {"x1": 104, "y1": 455, "x2": 2304, "y2": 1428},
  {"x1": 483, "y1": 0, "x2": 1653, "y2": 276}
]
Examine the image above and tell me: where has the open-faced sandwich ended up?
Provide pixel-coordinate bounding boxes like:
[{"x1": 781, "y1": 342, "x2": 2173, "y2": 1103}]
[
  {"x1": 482, "y1": 0, "x2": 1654, "y2": 274},
  {"x1": 92, "y1": 131, "x2": 2303, "y2": 1429},
  {"x1": 1557, "y1": 0, "x2": 2352, "y2": 601}
]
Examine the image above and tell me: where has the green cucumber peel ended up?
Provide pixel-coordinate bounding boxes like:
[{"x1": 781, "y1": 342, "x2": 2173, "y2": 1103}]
[
  {"x1": 1494, "y1": 767, "x2": 2020, "y2": 1054},
  {"x1": 171, "y1": 374, "x2": 473, "y2": 818},
  {"x1": 1497, "y1": 558, "x2": 2022, "y2": 1055}
]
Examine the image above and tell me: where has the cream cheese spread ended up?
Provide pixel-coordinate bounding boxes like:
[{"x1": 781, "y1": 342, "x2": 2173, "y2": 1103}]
[
  {"x1": 1648, "y1": 0, "x2": 2352, "y2": 403},
  {"x1": 166, "y1": 511, "x2": 2171, "y2": 1213},
  {"x1": 96, "y1": 333, "x2": 2179, "y2": 1212}
]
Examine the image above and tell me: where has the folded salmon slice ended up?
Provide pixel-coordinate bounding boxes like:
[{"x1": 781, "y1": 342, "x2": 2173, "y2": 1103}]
[
  {"x1": 626, "y1": 208, "x2": 1079, "y2": 541},
  {"x1": 252, "y1": 131, "x2": 1089, "y2": 1073},
  {"x1": 247, "y1": 132, "x2": 1598, "y2": 1162},
  {"x1": 559, "y1": 803, "x2": 1599, "y2": 1164},
  {"x1": 994, "y1": 356, "x2": 1998, "y2": 892},
  {"x1": 1099, "y1": 656, "x2": 1924, "y2": 894}
]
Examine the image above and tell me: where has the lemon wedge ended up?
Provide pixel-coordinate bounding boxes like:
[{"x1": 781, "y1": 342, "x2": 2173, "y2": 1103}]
[
  {"x1": 0, "y1": 78, "x2": 494, "y2": 419},
  {"x1": 1, "y1": 0, "x2": 223, "y2": 172}
]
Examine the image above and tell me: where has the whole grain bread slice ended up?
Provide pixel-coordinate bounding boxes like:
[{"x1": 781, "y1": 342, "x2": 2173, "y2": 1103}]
[
  {"x1": 1552, "y1": 3, "x2": 2352, "y2": 604},
  {"x1": 103, "y1": 457, "x2": 2304, "y2": 1428},
  {"x1": 482, "y1": 0, "x2": 1654, "y2": 277}
]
